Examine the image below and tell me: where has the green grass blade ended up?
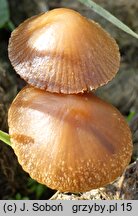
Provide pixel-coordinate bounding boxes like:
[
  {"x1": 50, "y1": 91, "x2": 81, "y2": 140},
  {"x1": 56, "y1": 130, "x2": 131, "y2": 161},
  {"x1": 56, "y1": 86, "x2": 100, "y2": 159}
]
[
  {"x1": 127, "y1": 111, "x2": 136, "y2": 122},
  {"x1": 6, "y1": 20, "x2": 15, "y2": 31},
  {"x1": 78, "y1": 0, "x2": 138, "y2": 39},
  {"x1": 0, "y1": 0, "x2": 10, "y2": 28},
  {"x1": 0, "y1": 130, "x2": 11, "y2": 146}
]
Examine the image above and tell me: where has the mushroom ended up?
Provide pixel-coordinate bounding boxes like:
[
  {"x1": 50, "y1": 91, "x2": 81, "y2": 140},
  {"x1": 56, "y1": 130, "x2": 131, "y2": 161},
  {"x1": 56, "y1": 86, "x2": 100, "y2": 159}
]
[
  {"x1": 8, "y1": 86, "x2": 132, "y2": 192},
  {"x1": 8, "y1": 8, "x2": 120, "y2": 94},
  {"x1": 8, "y1": 8, "x2": 132, "y2": 193}
]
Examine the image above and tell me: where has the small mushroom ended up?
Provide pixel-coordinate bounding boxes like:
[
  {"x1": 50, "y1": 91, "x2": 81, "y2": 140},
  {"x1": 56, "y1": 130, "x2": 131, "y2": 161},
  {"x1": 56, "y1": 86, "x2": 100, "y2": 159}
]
[
  {"x1": 8, "y1": 86, "x2": 132, "y2": 192},
  {"x1": 8, "y1": 8, "x2": 120, "y2": 94}
]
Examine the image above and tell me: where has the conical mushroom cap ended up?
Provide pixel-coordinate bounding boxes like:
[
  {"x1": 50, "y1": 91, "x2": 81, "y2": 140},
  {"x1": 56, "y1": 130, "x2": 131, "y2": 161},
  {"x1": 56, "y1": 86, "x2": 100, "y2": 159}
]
[
  {"x1": 8, "y1": 8, "x2": 120, "y2": 94},
  {"x1": 8, "y1": 86, "x2": 132, "y2": 192}
]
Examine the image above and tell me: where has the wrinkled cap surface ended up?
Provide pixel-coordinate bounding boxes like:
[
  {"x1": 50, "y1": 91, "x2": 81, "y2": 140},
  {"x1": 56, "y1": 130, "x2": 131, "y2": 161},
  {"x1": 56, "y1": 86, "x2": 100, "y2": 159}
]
[
  {"x1": 8, "y1": 8, "x2": 120, "y2": 94},
  {"x1": 8, "y1": 86, "x2": 132, "y2": 192}
]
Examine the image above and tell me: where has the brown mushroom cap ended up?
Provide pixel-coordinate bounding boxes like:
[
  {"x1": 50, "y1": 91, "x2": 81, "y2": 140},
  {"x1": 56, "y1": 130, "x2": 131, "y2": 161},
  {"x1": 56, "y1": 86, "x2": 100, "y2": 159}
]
[
  {"x1": 8, "y1": 86, "x2": 132, "y2": 192},
  {"x1": 8, "y1": 8, "x2": 120, "y2": 94}
]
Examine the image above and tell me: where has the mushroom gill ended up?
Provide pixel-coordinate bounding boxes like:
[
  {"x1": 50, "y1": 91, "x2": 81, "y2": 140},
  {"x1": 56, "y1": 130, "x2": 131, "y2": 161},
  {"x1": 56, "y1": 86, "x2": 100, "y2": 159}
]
[{"x1": 8, "y1": 8, "x2": 120, "y2": 94}]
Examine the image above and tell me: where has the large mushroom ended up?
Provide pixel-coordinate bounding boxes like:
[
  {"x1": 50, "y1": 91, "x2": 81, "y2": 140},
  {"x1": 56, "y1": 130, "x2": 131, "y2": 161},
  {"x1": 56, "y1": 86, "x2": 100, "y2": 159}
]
[
  {"x1": 8, "y1": 86, "x2": 132, "y2": 192},
  {"x1": 8, "y1": 8, "x2": 120, "y2": 94}
]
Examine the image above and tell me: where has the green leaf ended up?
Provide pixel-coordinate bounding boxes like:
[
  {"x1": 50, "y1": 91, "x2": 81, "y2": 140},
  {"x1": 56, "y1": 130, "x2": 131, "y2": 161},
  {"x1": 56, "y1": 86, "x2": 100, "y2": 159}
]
[
  {"x1": 0, "y1": 130, "x2": 11, "y2": 146},
  {"x1": 0, "y1": 0, "x2": 10, "y2": 28},
  {"x1": 127, "y1": 111, "x2": 136, "y2": 122},
  {"x1": 36, "y1": 184, "x2": 45, "y2": 199},
  {"x1": 15, "y1": 193, "x2": 22, "y2": 200},
  {"x1": 15, "y1": 193, "x2": 29, "y2": 200},
  {"x1": 78, "y1": 0, "x2": 138, "y2": 39},
  {"x1": 27, "y1": 178, "x2": 46, "y2": 199}
]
